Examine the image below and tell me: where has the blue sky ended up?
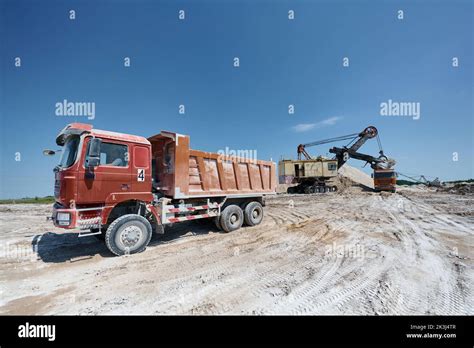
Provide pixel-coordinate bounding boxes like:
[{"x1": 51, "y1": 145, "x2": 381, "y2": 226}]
[{"x1": 1, "y1": 0, "x2": 472, "y2": 198}]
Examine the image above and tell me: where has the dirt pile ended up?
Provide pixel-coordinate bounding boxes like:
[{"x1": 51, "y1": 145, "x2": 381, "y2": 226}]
[
  {"x1": 441, "y1": 183, "x2": 474, "y2": 195},
  {"x1": 330, "y1": 175, "x2": 354, "y2": 191},
  {"x1": 276, "y1": 184, "x2": 292, "y2": 194},
  {"x1": 337, "y1": 165, "x2": 374, "y2": 189}
]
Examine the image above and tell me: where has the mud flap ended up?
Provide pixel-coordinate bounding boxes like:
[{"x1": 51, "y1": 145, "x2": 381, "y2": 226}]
[{"x1": 155, "y1": 223, "x2": 165, "y2": 234}]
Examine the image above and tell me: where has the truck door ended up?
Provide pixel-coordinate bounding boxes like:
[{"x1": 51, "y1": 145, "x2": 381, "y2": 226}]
[
  {"x1": 132, "y1": 145, "x2": 151, "y2": 192},
  {"x1": 77, "y1": 137, "x2": 132, "y2": 204}
]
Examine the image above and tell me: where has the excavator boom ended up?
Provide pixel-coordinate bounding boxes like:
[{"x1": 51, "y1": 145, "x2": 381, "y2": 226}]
[
  {"x1": 297, "y1": 126, "x2": 378, "y2": 160},
  {"x1": 329, "y1": 147, "x2": 395, "y2": 170}
]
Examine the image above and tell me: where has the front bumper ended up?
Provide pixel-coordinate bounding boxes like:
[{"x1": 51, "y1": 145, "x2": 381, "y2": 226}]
[
  {"x1": 51, "y1": 204, "x2": 78, "y2": 228},
  {"x1": 51, "y1": 203, "x2": 102, "y2": 230},
  {"x1": 374, "y1": 185, "x2": 396, "y2": 192}
]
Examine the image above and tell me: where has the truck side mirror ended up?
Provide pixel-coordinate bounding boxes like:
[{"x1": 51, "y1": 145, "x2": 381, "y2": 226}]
[
  {"x1": 87, "y1": 138, "x2": 102, "y2": 168},
  {"x1": 43, "y1": 149, "x2": 57, "y2": 156},
  {"x1": 87, "y1": 157, "x2": 100, "y2": 168}
]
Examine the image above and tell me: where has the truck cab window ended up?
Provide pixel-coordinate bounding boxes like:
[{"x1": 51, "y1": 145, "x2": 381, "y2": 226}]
[
  {"x1": 85, "y1": 140, "x2": 128, "y2": 167},
  {"x1": 100, "y1": 143, "x2": 128, "y2": 167}
]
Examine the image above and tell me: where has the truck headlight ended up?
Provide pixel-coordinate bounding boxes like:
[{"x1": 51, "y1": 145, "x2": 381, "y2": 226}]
[{"x1": 56, "y1": 212, "x2": 71, "y2": 226}]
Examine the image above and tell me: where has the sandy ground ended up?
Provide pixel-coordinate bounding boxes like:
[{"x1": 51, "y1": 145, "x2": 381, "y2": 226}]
[{"x1": 0, "y1": 180, "x2": 472, "y2": 315}]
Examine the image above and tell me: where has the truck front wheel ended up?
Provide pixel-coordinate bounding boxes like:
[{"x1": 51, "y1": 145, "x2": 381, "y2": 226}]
[
  {"x1": 105, "y1": 214, "x2": 152, "y2": 256},
  {"x1": 244, "y1": 201, "x2": 264, "y2": 226},
  {"x1": 214, "y1": 217, "x2": 223, "y2": 231},
  {"x1": 219, "y1": 205, "x2": 243, "y2": 233}
]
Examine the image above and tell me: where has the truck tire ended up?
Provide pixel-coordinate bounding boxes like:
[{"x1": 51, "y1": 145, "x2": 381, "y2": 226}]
[
  {"x1": 105, "y1": 214, "x2": 152, "y2": 256},
  {"x1": 244, "y1": 201, "x2": 264, "y2": 226},
  {"x1": 219, "y1": 205, "x2": 243, "y2": 233},
  {"x1": 214, "y1": 217, "x2": 222, "y2": 230}
]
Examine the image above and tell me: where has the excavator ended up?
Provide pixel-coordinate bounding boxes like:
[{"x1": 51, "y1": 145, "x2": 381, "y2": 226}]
[
  {"x1": 279, "y1": 126, "x2": 397, "y2": 193},
  {"x1": 397, "y1": 173, "x2": 442, "y2": 187}
]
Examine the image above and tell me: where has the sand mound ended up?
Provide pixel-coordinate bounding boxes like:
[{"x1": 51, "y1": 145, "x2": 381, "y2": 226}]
[
  {"x1": 276, "y1": 184, "x2": 292, "y2": 193},
  {"x1": 338, "y1": 165, "x2": 374, "y2": 189},
  {"x1": 440, "y1": 183, "x2": 474, "y2": 195}
]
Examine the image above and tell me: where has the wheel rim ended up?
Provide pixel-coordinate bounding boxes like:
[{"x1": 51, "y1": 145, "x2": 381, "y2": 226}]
[
  {"x1": 230, "y1": 213, "x2": 239, "y2": 225},
  {"x1": 252, "y1": 208, "x2": 260, "y2": 219},
  {"x1": 119, "y1": 225, "x2": 142, "y2": 247}
]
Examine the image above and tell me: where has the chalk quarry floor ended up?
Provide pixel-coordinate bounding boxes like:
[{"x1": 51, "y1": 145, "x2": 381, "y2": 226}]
[{"x1": 0, "y1": 186, "x2": 472, "y2": 315}]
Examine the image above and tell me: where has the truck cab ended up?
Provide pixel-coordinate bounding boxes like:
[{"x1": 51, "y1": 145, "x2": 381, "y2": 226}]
[
  {"x1": 372, "y1": 169, "x2": 397, "y2": 193},
  {"x1": 51, "y1": 123, "x2": 153, "y2": 229}
]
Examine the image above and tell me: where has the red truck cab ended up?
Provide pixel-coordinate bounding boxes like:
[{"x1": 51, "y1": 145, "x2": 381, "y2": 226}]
[
  {"x1": 52, "y1": 123, "x2": 154, "y2": 230},
  {"x1": 372, "y1": 169, "x2": 397, "y2": 193}
]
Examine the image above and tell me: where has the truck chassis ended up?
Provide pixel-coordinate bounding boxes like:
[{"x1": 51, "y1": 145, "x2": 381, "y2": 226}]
[{"x1": 52, "y1": 195, "x2": 265, "y2": 255}]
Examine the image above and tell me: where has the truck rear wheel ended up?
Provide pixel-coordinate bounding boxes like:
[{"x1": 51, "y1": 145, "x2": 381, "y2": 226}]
[
  {"x1": 244, "y1": 201, "x2": 264, "y2": 226},
  {"x1": 219, "y1": 205, "x2": 243, "y2": 233},
  {"x1": 105, "y1": 214, "x2": 152, "y2": 256}
]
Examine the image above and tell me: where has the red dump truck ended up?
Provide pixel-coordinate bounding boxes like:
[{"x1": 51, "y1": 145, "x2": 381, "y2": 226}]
[{"x1": 47, "y1": 123, "x2": 276, "y2": 255}]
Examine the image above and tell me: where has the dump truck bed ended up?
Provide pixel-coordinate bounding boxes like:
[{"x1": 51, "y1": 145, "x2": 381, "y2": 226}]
[{"x1": 149, "y1": 131, "x2": 276, "y2": 199}]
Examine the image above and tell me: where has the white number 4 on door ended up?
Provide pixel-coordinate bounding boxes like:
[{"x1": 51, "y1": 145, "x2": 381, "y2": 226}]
[{"x1": 137, "y1": 169, "x2": 145, "y2": 182}]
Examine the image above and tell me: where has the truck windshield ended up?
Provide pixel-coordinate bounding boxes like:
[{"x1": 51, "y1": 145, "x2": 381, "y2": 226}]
[
  {"x1": 374, "y1": 172, "x2": 395, "y2": 179},
  {"x1": 58, "y1": 136, "x2": 80, "y2": 168}
]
